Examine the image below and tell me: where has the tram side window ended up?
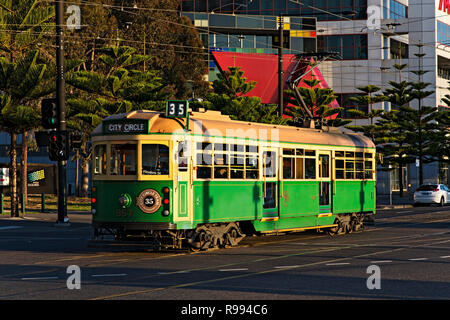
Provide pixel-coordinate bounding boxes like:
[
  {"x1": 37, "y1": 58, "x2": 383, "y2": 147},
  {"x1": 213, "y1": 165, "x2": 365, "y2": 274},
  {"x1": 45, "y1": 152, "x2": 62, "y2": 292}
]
[
  {"x1": 305, "y1": 158, "x2": 316, "y2": 179},
  {"x1": 335, "y1": 150, "x2": 374, "y2": 180},
  {"x1": 263, "y1": 151, "x2": 277, "y2": 178},
  {"x1": 195, "y1": 142, "x2": 259, "y2": 180},
  {"x1": 94, "y1": 144, "x2": 107, "y2": 175},
  {"x1": 110, "y1": 144, "x2": 137, "y2": 175},
  {"x1": 141, "y1": 144, "x2": 169, "y2": 175},
  {"x1": 282, "y1": 148, "x2": 312, "y2": 180}
]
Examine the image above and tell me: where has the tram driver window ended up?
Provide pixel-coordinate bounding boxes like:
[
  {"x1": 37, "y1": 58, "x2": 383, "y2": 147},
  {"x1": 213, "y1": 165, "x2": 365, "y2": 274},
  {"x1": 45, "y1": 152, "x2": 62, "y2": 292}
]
[
  {"x1": 142, "y1": 144, "x2": 169, "y2": 175},
  {"x1": 110, "y1": 143, "x2": 137, "y2": 175},
  {"x1": 94, "y1": 144, "x2": 107, "y2": 175}
]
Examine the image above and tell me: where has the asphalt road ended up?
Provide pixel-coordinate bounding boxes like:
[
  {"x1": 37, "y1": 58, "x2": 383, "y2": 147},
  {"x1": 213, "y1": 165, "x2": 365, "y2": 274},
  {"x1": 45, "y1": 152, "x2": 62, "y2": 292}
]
[{"x1": 0, "y1": 205, "x2": 449, "y2": 303}]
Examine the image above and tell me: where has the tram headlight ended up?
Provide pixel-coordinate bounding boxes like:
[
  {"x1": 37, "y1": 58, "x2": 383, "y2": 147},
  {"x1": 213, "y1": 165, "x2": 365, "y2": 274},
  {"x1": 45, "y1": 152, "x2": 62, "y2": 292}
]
[
  {"x1": 162, "y1": 209, "x2": 170, "y2": 217},
  {"x1": 118, "y1": 193, "x2": 132, "y2": 208}
]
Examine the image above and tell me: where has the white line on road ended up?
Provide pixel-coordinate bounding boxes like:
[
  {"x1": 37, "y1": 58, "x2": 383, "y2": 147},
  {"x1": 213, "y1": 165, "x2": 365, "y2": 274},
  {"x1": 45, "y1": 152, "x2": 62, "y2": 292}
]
[
  {"x1": 325, "y1": 263, "x2": 350, "y2": 266},
  {"x1": 21, "y1": 276, "x2": 58, "y2": 280},
  {"x1": 218, "y1": 268, "x2": 249, "y2": 272},
  {"x1": 91, "y1": 274, "x2": 127, "y2": 277},
  {"x1": 440, "y1": 255, "x2": 450, "y2": 259},
  {"x1": 274, "y1": 266, "x2": 300, "y2": 269},
  {"x1": 0, "y1": 226, "x2": 23, "y2": 231},
  {"x1": 408, "y1": 258, "x2": 428, "y2": 261},
  {"x1": 370, "y1": 260, "x2": 393, "y2": 264}
]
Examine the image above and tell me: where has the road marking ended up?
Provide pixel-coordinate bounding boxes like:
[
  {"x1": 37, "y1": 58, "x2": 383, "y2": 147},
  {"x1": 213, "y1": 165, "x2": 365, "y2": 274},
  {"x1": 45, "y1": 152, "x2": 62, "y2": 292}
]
[
  {"x1": 21, "y1": 276, "x2": 58, "y2": 280},
  {"x1": 274, "y1": 266, "x2": 299, "y2": 269},
  {"x1": 370, "y1": 260, "x2": 392, "y2": 264},
  {"x1": 91, "y1": 274, "x2": 127, "y2": 277},
  {"x1": 218, "y1": 268, "x2": 248, "y2": 272},
  {"x1": 408, "y1": 258, "x2": 428, "y2": 261},
  {"x1": 326, "y1": 263, "x2": 350, "y2": 266},
  {"x1": 440, "y1": 255, "x2": 450, "y2": 259},
  {"x1": 0, "y1": 226, "x2": 23, "y2": 231}
]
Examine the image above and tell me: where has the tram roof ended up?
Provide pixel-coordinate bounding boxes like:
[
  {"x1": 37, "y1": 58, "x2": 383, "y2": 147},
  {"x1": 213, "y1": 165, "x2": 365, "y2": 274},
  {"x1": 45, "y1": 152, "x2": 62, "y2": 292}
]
[{"x1": 93, "y1": 110, "x2": 375, "y2": 149}]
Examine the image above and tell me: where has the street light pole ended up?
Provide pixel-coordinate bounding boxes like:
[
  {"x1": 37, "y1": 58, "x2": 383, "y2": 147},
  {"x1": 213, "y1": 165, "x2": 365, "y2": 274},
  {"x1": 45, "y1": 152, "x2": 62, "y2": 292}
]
[
  {"x1": 55, "y1": 0, "x2": 68, "y2": 225},
  {"x1": 278, "y1": 14, "x2": 284, "y2": 116}
]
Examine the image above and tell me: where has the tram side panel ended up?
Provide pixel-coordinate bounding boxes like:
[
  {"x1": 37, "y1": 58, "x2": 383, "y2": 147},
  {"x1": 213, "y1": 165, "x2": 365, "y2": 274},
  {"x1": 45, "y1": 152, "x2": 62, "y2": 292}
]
[
  {"x1": 278, "y1": 180, "x2": 319, "y2": 227},
  {"x1": 192, "y1": 180, "x2": 261, "y2": 225},
  {"x1": 333, "y1": 180, "x2": 376, "y2": 214}
]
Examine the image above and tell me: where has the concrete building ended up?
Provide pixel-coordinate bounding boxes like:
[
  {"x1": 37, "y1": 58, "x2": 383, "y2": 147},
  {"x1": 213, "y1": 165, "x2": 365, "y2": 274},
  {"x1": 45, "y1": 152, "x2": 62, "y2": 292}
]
[{"x1": 179, "y1": 0, "x2": 450, "y2": 199}]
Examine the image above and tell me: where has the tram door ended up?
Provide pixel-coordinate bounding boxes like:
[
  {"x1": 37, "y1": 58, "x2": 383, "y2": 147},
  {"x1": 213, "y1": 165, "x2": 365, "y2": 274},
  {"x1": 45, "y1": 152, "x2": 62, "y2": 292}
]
[
  {"x1": 318, "y1": 151, "x2": 332, "y2": 214},
  {"x1": 261, "y1": 149, "x2": 279, "y2": 220},
  {"x1": 175, "y1": 141, "x2": 191, "y2": 222}
]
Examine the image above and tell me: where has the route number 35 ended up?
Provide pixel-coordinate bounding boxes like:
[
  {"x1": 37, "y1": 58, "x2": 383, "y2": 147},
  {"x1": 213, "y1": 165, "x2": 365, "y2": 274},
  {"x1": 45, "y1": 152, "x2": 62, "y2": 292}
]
[{"x1": 166, "y1": 100, "x2": 188, "y2": 118}]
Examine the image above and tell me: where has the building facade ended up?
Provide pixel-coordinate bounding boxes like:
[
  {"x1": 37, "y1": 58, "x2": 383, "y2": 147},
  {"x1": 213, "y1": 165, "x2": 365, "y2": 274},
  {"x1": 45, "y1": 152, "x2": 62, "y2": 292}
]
[{"x1": 180, "y1": 0, "x2": 450, "y2": 198}]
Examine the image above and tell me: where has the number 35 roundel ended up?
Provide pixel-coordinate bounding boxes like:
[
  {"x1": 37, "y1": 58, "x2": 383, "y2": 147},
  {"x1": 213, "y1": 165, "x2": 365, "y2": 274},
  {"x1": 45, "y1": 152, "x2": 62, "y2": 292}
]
[{"x1": 137, "y1": 189, "x2": 162, "y2": 214}]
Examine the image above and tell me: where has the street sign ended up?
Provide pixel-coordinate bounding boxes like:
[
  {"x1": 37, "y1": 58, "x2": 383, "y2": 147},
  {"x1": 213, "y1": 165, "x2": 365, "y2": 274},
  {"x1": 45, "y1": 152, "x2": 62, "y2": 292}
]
[
  {"x1": 166, "y1": 100, "x2": 189, "y2": 118},
  {"x1": 0, "y1": 168, "x2": 9, "y2": 186}
]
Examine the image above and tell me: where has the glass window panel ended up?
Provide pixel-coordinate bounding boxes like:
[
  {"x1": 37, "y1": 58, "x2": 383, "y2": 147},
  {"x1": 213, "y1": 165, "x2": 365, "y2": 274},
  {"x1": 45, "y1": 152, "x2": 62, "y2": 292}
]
[
  {"x1": 197, "y1": 166, "x2": 212, "y2": 179},
  {"x1": 336, "y1": 159, "x2": 344, "y2": 169},
  {"x1": 230, "y1": 154, "x2": 245, "y2": 166},
  {"x1": 197, "y1": 153, "x2": 212, "y2": 165},
  {"x1": 319, "y1": 155, "x2": 330, "y2": 178},
  {"x1": 335, "y1": 151, "x2": 345, "y2": 157},
  {"x1": 230, "y1": 169, "x2": 244, "y2": 179},
  {"x1": 214, "y1": 153, "x2": 228, "y2": 165},
  {"x1": 214, "y1": 143, "x2": 228, "y2": 151},
  {"x1": 246, "y1": 155, "x2": 259, "y2": 169},
  {"x1": 237, "y1": 15, "x2": 263, "y2": 29},
  {"x1": 215, "y1": 34, "x2": 228, "y2": 47},
  {"x1": 336, "y1": 170, "x2": 345, "y2": 179},
  {"x1": 246, "y1": 145, "x2": 258, "y2": 153},
  {"x1": 142, "y1": 144, "x2": 169, "y2": 175},
  {"x1": 94, "y1": 144, "x2": 107, "y2": 175},
  {"x1": 296, "y1": 158, "x2": 304, "y2": 179},
  {"x1": 305, "y1": 150, "x2": 315, "y2": 156},
  {"x1": 305, "y1": 158, "x2": 315, "y2": 179},
  {"x1": 214, "y1": 167, "x2": 228, "y2": 179},
  {"x1": 243, "y1": 35, "x2": 255, "y2": 48},
  {"x1": 263, "y1": 182, "x2": 277, "y2": 209},
  {"x1": 210, "y1": 14, "x2": 235, "y2": 27},
  {"x1": 246, "y1": 170, "x2": 259, "y2": 179},
  {"x1": 110, "y1": 143, "x2": 137, "y2": 175},
  {"x1": 283, "y1": 157, "x2": 295, "y2": 179},
  {"x1": 283, "y1": 148, "x2": 295, "y2": 155},
  {"x1": 263, "y1": 151, "x2": 277, "y2": 178}
]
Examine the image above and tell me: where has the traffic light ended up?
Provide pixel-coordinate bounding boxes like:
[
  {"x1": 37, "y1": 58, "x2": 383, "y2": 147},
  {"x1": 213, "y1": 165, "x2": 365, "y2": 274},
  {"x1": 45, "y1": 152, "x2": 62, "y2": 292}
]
[
  {"x1": 41, "y1": 98, "x2": 58, "y2": 129},
  {"x1": 48, "y1": 131, "x2": 69, "y2": 161},
  {"x1": 70, "y1": 131, "x2": 82, "y2": 149}
]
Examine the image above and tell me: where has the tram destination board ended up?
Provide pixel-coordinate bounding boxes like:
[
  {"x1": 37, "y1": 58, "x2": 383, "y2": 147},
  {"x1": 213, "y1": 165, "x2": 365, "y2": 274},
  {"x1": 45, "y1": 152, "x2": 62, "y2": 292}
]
[
  {"x1": 166, "y1": 100, "x2": 189, "y2": 118},
  {"x1": 102, "y1": 119, "x2": 149, "y2": 135}
]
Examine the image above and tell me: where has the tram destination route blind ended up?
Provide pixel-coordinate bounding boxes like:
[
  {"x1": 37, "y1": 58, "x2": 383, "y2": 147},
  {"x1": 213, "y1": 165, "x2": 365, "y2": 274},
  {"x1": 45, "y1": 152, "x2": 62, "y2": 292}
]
[{"x1": 102, "y1": 119, "x2": 149, "y2": 135}]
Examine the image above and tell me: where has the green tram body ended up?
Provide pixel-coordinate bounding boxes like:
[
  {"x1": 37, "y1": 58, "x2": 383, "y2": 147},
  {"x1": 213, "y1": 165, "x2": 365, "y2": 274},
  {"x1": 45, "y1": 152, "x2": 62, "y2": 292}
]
[{"x1": 91, "y1": 110, "x2": 376, "y2": 249}]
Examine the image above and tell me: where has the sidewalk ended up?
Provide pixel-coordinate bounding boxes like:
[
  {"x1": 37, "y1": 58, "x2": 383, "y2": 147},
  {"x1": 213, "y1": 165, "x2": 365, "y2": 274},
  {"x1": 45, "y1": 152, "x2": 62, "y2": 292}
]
[{"x1": 376, "y1": 193, "x2": 414, "y2": 210}]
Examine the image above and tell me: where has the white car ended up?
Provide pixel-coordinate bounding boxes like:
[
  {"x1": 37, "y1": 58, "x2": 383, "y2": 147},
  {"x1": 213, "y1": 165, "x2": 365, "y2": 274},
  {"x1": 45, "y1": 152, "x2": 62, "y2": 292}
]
[{"x1": 414, "y1": 184, "x2": 450, "y2": 206}]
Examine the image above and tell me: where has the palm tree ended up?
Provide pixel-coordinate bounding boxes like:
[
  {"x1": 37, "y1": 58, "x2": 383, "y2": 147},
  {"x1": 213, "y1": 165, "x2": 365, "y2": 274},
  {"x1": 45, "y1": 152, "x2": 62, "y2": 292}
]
[
  {"x1": 0, "y1": 0, "x2": 54, "y2": 211},
  {"x1": 0, "y1": 50, "x2": 46, "y2": 216},
  {"x1": 66, "y1": 45, "x2": 171, "y2": 196}
]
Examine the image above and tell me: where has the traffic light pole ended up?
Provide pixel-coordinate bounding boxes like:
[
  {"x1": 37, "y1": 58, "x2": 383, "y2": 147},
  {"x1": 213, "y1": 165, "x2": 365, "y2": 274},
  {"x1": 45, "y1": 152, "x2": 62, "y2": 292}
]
[{"x1": 55, "y1": 0, "x2": 68, "y2": 225}]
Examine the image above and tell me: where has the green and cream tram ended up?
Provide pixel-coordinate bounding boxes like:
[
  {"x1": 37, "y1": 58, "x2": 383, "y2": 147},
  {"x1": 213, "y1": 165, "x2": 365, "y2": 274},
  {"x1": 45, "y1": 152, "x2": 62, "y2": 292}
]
[{"x1": 91, "y1": 109, "x2": 376, "y2": 250}]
